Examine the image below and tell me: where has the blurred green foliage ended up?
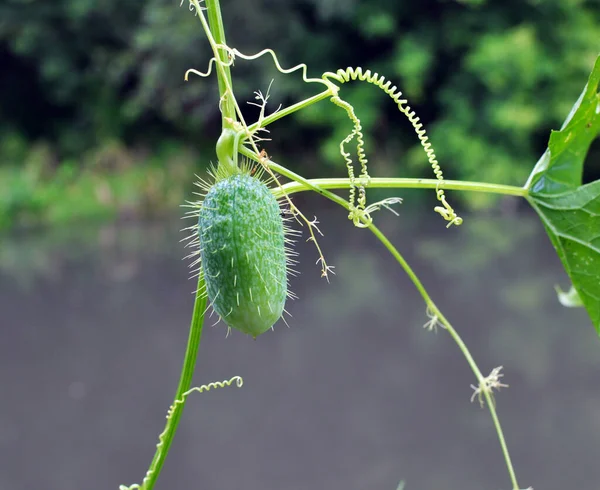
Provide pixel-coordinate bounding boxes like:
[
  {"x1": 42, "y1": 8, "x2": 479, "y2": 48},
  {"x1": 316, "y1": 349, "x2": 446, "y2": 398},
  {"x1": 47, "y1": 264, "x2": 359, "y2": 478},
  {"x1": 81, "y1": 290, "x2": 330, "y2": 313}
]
[
  {"x1": 0, "y1": 0, "x2": 598, "y2": 227},
  {"x1": 0, "y1": 131, "x2": 197, "y2": 230}
]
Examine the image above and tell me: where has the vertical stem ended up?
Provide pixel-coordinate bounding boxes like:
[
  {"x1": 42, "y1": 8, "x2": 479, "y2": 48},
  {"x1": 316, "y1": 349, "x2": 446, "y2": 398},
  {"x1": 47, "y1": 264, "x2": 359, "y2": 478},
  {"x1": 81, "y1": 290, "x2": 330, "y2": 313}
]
[
  {"x1": 204, "y1": 0, "x2": 236, "y2": 124},
  {"x1": 141, "y1": 276, "x2": 207, "y2": 490}
]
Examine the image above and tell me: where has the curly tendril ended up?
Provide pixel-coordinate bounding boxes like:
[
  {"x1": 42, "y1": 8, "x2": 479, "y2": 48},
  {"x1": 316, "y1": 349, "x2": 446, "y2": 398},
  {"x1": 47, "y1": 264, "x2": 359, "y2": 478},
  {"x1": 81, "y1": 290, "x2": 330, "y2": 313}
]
[
  {"x1": 119, "y1": 376, "x2": 243, "y2": 490},
  {"x1": 323, "y1": 67, "x2": 463, "y2": 228},
  {"x1": 180, "y1": 0, "x2": 205, "y2": 15},
  {"x1": 167, "y1": 376, "x2": 243, "y2": 417},
  {"x1": 327, "y1": 95, "x2": 371, "y2": 227},
  {"x1": 184, "y1": 39, "x2": 338, "y2": 280},
  {"x1": 186, "y1": 45, "x2": 330, "y2": 90}
]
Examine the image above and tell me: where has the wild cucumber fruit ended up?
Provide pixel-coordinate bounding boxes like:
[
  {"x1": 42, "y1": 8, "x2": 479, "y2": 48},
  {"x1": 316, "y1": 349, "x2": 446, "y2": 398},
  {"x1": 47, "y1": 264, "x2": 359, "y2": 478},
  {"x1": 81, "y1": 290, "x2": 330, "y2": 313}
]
[{"x1": 198, "y1": 172, "x2": 288, "y2": 338}]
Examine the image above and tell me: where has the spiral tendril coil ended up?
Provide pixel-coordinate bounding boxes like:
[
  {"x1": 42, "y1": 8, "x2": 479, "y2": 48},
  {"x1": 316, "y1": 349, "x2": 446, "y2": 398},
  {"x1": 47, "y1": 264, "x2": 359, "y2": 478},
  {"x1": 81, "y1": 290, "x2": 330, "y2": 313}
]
[
  {"x1": 119, "y1": 376, "x2": 243, "y2": 490},
  {"x1": 323, "y1": 67, "x2": 463, "y2": 227}
]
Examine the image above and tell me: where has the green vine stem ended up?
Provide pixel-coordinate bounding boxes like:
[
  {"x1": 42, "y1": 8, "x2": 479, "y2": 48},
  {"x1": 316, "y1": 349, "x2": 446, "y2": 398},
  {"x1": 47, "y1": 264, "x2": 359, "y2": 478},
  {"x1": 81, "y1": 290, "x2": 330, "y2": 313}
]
[
  {"x1": 368, "y1": 225, "x2": 520, "y2": 490},
  {"x1": 132, "y1": 4, "x2": 231, "y2": 488},
  {"x1": 241, "y1": 146, "x2": 522, "y2": 489},
  {"x1": 278, "y1": 177, "x2": 528, "y2": 198},
  {"x1": 141, "y1": 275, "x2": 207, "y2": 490},
  {"x1": 203, "y1": 0, "x2": 235, "y2": 124}
]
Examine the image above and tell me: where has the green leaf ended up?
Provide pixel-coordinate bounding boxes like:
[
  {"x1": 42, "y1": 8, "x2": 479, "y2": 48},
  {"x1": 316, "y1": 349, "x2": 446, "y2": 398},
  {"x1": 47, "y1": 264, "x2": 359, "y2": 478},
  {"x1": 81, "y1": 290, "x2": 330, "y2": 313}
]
[
  {"x1": 526, "y1": 54, "x2": 600, "y2": 332},
  {"x1": 529, "y1": 182, "x2": 600, "y2": 327},
  {"x1": 526, "y1": 55, "x2": 600, "y2": 194}
]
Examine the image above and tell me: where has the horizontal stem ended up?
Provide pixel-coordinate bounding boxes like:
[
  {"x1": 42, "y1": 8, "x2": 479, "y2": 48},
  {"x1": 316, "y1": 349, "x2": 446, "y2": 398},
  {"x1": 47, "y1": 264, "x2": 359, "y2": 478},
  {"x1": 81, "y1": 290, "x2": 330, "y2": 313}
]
[{"x1": 278, "y1": 177, "x2": 528, "y2": 198}]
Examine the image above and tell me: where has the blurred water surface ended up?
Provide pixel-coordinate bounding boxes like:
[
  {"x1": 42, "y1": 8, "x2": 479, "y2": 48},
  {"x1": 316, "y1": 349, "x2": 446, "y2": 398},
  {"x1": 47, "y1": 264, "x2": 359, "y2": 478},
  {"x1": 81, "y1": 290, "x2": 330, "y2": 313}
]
[{"x1": 0, "y1": 202, "x2": 597, "y2": 490}]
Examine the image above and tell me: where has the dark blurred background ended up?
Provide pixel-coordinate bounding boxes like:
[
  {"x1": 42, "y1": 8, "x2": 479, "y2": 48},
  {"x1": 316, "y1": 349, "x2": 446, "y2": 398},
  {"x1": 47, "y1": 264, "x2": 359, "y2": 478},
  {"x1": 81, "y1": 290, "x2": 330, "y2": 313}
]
[
  {"x1": 2, "y1": 2, "x2": 600, "y2": 490},
  {"x1": 0, "y1": 0, "x2": 599, "y2": 229}
]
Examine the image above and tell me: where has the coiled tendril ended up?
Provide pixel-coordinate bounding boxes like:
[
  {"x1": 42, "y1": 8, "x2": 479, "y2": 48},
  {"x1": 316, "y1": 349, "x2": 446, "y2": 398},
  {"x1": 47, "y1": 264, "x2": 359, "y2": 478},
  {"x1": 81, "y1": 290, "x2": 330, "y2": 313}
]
[
  {"x1": 327, "y1": 95, "x2": 371, "y2": 227},
  {"x1": 119, "y1": 376, "x2": 243, "y2": 490},
  {"x1": 323, "y1": 67, "x2": 463, "y2": 228}
]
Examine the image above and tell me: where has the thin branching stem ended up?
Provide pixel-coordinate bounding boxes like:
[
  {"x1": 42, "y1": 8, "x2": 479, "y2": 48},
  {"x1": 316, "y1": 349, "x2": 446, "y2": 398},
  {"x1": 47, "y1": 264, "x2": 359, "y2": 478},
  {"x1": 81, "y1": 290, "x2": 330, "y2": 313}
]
[
  {"x1": 368, "y1": 225, "x2": 520, "y2": 490},
  {"x1": 247, "y1": 150, "x2": 521, "y2": 490}
]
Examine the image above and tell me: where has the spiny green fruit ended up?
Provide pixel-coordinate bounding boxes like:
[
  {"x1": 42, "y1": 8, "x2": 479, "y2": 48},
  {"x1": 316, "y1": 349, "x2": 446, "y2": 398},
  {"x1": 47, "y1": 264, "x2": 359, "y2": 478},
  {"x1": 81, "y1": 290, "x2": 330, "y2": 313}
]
[{"x1": 198, "y1": 172, "x2": 288, "y2": 338}]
